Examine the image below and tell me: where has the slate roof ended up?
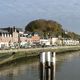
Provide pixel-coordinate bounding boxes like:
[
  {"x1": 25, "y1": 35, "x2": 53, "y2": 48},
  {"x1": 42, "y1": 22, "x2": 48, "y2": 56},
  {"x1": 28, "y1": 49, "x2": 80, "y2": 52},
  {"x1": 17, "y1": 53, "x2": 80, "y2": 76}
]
[
  {"x1": 0, "y1": 27, "x2": 23, "y2": 34},
  {"x1": 0, "y1": 29, "x2": 9, "y2": 33}
]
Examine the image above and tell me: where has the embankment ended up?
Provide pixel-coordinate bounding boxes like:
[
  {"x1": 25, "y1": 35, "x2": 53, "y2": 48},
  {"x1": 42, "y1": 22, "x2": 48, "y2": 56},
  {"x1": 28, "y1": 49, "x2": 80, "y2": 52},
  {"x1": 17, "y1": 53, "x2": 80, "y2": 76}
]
[{"x1": 0, "y1": 46, "x2": 80, "y2": 66}]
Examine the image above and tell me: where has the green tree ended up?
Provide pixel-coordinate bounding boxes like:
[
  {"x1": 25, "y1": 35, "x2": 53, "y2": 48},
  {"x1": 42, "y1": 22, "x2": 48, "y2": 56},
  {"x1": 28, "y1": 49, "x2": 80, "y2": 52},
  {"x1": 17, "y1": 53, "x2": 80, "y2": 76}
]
[{"x1": 25, "y1": 19, "x2": 64, "y2": 38}]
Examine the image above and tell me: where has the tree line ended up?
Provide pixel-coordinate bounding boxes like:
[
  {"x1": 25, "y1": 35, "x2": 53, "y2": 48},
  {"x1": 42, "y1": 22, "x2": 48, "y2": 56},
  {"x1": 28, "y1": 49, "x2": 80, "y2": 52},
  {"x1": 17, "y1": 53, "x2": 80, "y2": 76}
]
[{"x1": 25, "y1": 19, "x2": 80, "y2": 40}]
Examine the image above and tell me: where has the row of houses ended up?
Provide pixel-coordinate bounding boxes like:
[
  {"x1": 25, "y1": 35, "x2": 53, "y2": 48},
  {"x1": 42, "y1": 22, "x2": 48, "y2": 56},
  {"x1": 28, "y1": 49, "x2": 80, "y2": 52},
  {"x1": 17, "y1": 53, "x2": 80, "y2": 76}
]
[
  {"x1": 63, "y1": 39, "x2": 79, "y2": 46},
  {"x1": 0, "y1": 27, "x2": 79, "y2": 49},
  {"x1": 40, "y1": 38, "x2": 79, "y2": 46},
  {"x1": 0, "y1": 27, "x2": 40, "y2": 48}
]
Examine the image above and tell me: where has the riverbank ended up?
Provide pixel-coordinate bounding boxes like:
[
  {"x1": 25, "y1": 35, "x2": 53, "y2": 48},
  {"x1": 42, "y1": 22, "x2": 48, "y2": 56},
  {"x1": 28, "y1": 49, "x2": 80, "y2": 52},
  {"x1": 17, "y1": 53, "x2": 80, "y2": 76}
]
[{"x1": 0, "y1": 46, "x2": 80, "y2": 66}]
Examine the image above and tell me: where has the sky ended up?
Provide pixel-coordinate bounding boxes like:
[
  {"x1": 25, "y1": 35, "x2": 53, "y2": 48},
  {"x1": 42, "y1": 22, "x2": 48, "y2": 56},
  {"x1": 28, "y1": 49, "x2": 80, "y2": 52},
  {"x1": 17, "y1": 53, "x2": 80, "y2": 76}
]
[{"x1": 0, "y1": 0, "x2": 80, "y2": 34}]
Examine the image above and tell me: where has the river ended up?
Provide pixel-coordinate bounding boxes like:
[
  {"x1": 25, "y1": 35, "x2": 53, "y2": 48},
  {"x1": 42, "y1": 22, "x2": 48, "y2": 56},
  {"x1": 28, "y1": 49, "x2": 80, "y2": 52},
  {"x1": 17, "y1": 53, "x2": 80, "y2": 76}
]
[{"x1": 0, "y1": 51, "x2": 80, "y2": 80}]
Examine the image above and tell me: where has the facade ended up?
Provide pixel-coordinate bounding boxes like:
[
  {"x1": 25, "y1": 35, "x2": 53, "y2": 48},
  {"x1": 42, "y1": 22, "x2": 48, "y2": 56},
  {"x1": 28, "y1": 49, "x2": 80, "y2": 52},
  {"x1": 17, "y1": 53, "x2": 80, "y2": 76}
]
[
  {"x1": 0, "y1": 27, "x2": 79, "y2": 49},
  {"x1": 40, "y1": 38, "x2": 80, "y2": 46},
  {"x1": 0, "y1": 27, "x2": 41, "y2": 48},
  {"x1": 40, "y1": 38, "x2": 59, "y2": 46},
  {"x1": 40, "y1": 39, "x2": 51, "y2": 46},
  {"x1": 20, "y1": 32, "x2": 40, "y2": 47},
  {"x1": 0, "y1": 28, "x2": 19, "y2": 48},
  {"x1": 51, "y1": 38, "x2": 58, "y2": 46},
  {"x1": 63, "y1": 39, "x2": 79, "y2": 46}
]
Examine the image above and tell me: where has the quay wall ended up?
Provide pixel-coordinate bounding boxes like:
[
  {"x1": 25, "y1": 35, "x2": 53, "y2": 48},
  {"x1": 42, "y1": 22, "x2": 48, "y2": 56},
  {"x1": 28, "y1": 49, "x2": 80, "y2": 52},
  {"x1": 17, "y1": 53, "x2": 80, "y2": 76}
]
[{"x1": 0, "y1": 46, "x2": 80, "y2": 65}]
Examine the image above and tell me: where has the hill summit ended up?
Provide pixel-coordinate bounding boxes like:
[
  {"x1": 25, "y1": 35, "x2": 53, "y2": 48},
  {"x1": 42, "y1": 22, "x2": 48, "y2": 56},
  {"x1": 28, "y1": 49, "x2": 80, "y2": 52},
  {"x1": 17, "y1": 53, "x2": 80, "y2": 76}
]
[{"x1": 25, "y1": 19, "x2": 64, "y2": 38}]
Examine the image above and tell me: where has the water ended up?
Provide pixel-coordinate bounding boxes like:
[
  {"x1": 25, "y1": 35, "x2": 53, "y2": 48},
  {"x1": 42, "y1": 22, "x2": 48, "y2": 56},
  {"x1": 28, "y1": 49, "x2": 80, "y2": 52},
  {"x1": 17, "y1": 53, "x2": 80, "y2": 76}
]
[{"x1": 0, "y1": 51, "x2": 80, "y2": 80}]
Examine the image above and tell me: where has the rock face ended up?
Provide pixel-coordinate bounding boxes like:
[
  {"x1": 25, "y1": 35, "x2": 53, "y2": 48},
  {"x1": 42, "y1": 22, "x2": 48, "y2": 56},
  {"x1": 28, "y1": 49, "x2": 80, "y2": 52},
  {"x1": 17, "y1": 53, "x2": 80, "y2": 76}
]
[{"x1": 25, "y1": 19, "x2": 64, "y2": 38}]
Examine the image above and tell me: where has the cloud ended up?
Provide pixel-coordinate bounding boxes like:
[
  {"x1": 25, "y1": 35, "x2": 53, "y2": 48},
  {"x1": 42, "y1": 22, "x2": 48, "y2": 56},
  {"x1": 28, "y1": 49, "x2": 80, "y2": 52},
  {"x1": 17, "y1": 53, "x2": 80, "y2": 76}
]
[{"x1": 0, "y1": 0, "x2": 80, "y2": 33}]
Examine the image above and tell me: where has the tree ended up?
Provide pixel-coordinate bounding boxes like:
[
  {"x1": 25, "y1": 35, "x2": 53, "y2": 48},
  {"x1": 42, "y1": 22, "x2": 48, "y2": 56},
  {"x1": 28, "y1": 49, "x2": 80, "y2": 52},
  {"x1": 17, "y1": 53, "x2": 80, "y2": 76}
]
[{"x1": 25, "y1": 19, "x2": 64, "y2": 38}]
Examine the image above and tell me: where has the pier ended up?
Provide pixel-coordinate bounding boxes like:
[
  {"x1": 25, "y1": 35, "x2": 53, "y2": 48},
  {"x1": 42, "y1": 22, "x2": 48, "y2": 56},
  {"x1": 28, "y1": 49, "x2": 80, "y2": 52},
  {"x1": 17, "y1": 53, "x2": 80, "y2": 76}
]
[{"x1": 40, "y1": 52, "x2": 56, "y2": 80}]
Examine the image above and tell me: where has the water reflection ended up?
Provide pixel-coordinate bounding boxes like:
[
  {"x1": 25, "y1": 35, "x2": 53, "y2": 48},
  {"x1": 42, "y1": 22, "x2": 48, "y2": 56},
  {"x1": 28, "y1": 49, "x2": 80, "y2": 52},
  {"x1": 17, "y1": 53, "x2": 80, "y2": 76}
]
[
  {"x1": 56, "y1": 51, "x2": 80, "y2": 80},
  {"x1": 0, "y1": 51, "x2": 80, "y2": 80},
  {"x1": 1, "y1": 63, "x2": 38, "y2": 75},
  {"x1": 0, "y1": 58, "x2": 39, "y2": 80},
  {"x1": 39, "y1": 51, "x2": 80, "y2": 80},
  {"x1": 39, "y1": 52, "x2": 56, "y2": 80}
]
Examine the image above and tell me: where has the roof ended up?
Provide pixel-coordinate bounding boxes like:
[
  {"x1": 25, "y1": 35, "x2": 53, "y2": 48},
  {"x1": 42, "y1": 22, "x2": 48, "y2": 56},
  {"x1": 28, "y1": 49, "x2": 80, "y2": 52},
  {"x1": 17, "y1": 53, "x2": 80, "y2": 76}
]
[
  {"x1": 0, "y1": 27, "x2": 23, "y2": 33},
  {"x1": 24, "y1": 31, "x2": 32, "y2": 34},
  {"x1": 16, "y1": 28, "x2": 23, "y2": 32},
  {"x1": 0, "y1": 29, "x2": 9, "y2": 33}
]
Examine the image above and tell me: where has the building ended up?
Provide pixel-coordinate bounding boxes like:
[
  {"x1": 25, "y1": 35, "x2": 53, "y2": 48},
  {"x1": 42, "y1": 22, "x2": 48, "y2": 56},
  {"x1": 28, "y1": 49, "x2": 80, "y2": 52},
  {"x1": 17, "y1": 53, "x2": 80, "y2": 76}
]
[
  {"x1": 19, "y1": 32, "x2": 40, "y2": 47},
  {"x1": 0, "y1": 27, "x2": 20, "y2": 48},
  {"x1": 0, "y1": 27, "x2": 79, "y2": 49},
  {"x1": 63, "y1": 39, "x2": 79, "y2": 46},
  {"x1": 0, "y1": 27, "x2": 41, "y2": 48}
]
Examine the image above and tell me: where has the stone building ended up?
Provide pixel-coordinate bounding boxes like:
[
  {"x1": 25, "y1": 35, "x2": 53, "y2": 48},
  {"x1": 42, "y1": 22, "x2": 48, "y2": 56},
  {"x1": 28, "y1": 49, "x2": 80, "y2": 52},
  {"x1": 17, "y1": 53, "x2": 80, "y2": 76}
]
[{"x1": 0, "y1": 27, "x2": 40, "y2": 48}]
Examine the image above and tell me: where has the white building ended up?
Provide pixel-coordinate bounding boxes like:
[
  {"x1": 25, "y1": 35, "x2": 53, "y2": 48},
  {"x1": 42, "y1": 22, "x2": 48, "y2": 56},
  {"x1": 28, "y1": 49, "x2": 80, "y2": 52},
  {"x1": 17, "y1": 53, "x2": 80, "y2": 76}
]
[
  {"x1": 40, "y1": 38, "x2": 59, "y2": 46},
  {"x1": 40, "y1": 39, "x2": 51, "y2": 46},
  {"x1": 63, "y1": 39, "x2": 79, "y2": 46},
  {"x1": 51, "y1": 38, "x2": 58, "y2": 46}
]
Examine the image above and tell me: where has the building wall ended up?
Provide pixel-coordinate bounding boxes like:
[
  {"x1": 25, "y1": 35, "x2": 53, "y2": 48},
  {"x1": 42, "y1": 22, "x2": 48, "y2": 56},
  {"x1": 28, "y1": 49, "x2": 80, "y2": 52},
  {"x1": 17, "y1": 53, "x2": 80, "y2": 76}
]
[
  {"x1": 20, "y1": 34, "x2": 40, "y2": 45},
  {"x1": 63, "y1": 39, "x2": 79, "y2": 46},
  {"x1": 12, "y1": 31, "x2": 18, "y2": 42},
  {"x1": 31, "y1": 35, "x2": 40, "y2": 42},
  {"x1": 51, "y1": 38, "x2": 58, "y2": 46},
  {"x1": 0, "y1": 30, "x2": 19, "y2": 48}
]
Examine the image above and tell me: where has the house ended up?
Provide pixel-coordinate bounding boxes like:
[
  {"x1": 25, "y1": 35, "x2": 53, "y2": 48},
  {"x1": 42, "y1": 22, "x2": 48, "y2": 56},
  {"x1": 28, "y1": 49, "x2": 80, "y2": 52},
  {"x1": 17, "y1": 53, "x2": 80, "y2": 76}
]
[
  {"x1": 19, "y1": 32, "x2": 40, "y2": 47},
  {"x1": 40, "y1": 39, "x2": 51, "y2": 46},
  {"x1": 0, "y1": 27, "x2": 23, "y2": 48},
  {"x1": 63, "y1": 39, "x2": 79, "y2": 46}
]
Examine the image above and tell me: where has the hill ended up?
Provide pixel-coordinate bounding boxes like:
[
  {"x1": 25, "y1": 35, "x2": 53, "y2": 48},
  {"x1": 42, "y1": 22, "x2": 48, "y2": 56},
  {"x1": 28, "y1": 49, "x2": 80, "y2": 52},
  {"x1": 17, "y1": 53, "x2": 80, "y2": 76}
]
[
  {"x1": 25, "y1": 19, "x2": 64, "y2": 38},
  {"x1": 25, "y1": 19, "x2": 80, "y2": 40}
]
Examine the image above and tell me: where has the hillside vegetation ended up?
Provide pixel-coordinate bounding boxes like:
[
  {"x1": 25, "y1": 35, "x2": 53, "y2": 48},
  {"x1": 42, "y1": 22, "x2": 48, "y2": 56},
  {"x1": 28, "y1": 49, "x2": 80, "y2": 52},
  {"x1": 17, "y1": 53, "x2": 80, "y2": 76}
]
[
  {"x1": 25, "y1": 19, "x2": 80, "y2": 39},
  {"x1": 25, "y1": 19, "x2": 64, "y2": 38}
]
